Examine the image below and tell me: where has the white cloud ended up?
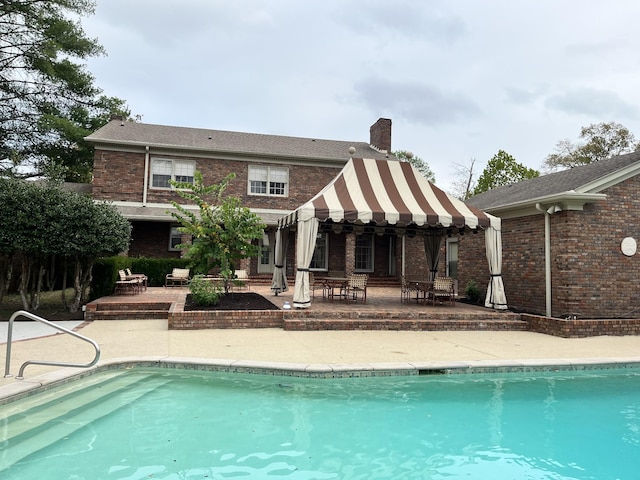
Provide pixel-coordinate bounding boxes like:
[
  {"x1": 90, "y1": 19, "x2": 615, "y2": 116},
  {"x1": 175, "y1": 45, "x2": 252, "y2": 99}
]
[{"x1": 81, "y1": 0, "x2": 640, "y2": 191}]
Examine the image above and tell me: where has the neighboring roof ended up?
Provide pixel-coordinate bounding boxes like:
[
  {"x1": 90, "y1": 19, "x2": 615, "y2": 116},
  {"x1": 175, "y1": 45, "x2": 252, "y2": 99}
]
[
  {"x1": 280, "y1": 157, "x2": 497, "y2": 230},
  {"x1": 467, "y1": 151, "x2": 640, "y2": 212},
  {"x1": 85, "y1": 120, "x2": 393, "y2": 163}
]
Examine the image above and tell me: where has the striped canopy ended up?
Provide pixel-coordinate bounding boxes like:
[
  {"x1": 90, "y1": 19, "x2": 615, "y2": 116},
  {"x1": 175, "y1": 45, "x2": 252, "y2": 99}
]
[{"x1": 279, "y1": 157, "x2": 498, "y2": 230}]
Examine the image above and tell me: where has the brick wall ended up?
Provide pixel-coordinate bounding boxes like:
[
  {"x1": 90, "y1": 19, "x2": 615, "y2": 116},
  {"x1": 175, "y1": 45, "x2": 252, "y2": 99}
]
[
  {"x1": 459, "y1": 175, "x2": 640, "y2": 318},
  {"x1": 129, "y1": 222, "x2": 181, "y2": 258},
  {"x1": 92, "y1": 149, "x2": 341, "y2": 210}
]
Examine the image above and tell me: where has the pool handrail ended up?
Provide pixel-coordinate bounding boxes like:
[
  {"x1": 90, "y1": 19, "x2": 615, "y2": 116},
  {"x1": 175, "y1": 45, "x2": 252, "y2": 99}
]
[{"x1": 4, "y1": 310, "x2": 101, "y2": 380}]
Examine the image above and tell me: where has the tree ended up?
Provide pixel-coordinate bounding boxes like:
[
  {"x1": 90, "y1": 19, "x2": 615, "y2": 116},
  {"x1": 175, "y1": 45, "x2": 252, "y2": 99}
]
[
  {"x1": 169, "y1": 172, "x2": 266, "y2": 293},
  {"x1": 0, "y1": 0, "x2": 129, "y2": 181},
  {"x1": 393, "y1": 150, "x2": 436, "y2": 183},
  {"x1": 449, "y1": 158, "x2": 478, "y2": 200},
  {"x1": 544, "y1": 122, "x2": 639, "y2": 171},
  {"x1": 472, "y1": 150, "x2": 539, "y2": 196},
  {"x1": 0, "y1": 178, "x2": 131, "y2": 311}
]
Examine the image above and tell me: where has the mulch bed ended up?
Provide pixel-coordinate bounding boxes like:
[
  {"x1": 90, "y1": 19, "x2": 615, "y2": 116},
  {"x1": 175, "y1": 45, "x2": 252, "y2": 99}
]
[{"x1": 184, "y1": 292, "x2": 280, "y2": 311}]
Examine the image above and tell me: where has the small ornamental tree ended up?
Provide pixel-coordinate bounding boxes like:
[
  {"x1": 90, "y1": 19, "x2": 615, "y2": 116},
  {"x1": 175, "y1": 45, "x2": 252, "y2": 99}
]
[
  {"x1": 170, "y1": 172, "x2": 266, "y2": 293},
  {"x1": 0, "y1": 178, "x2": 131, "y2": 311}
]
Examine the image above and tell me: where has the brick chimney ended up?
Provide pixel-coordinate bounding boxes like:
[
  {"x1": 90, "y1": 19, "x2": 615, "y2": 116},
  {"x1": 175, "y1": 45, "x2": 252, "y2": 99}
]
[{"x1": 369, "y1": 118, "x2": 392, "y2": 152}]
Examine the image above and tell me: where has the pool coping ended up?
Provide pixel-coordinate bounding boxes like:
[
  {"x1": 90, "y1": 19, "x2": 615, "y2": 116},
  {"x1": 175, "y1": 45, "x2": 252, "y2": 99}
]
[{"x1": 3, "y1": 356, "x2": 640, "y2": 405}]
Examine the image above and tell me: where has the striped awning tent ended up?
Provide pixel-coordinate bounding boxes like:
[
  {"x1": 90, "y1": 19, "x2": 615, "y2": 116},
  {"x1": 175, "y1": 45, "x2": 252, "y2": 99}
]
[
  {"x1": 273, "y1": 157, "x2": 507, "y2": 311},
  {"x1": 278, "y1": 157, "x2": 499, "y2": 230}
]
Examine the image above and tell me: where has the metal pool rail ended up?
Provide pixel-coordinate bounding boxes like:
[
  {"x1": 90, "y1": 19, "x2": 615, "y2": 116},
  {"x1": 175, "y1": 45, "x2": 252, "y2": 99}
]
[{"x1": 4, "y1": 310, "x2": 100, "y2": 380}]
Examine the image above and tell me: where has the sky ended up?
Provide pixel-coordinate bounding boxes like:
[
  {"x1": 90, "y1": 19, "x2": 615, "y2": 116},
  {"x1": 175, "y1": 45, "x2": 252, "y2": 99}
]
[{"x1": 80, "y1": 0, "x2": 640, "y2": 193}]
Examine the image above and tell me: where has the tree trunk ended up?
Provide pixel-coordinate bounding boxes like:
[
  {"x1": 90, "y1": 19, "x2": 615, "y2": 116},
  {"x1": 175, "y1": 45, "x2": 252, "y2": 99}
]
[{"x1": 0, "y1": 253, "x2": 13, "y2": 305}]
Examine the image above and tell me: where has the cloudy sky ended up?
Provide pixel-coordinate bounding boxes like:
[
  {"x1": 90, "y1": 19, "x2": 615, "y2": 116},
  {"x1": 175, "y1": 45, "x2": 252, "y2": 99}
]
[{"x1": 81, "y1": 0, "x2": 640, "y2": 192}]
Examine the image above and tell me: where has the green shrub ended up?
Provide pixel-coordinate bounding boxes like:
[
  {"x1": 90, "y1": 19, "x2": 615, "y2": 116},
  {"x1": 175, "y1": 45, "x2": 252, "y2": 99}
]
[
  {"x1": 89, "y1": 256, "x2": 191, "y2": 300},
  {"x1": 189, "y1": 275, "x2": 223, "y2": 306},
  {"x1": 465, "y1": 280, "x2": 481, "y2": 303}
]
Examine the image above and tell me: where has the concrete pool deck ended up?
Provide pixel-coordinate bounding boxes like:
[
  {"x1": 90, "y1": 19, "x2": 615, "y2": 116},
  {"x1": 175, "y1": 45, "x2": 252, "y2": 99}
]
[{"x1": 2, "y1": 314, "x2": 640, "y2": 398}]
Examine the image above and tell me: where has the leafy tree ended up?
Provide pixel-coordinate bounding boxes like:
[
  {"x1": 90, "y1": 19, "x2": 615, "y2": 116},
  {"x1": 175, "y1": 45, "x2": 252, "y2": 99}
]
[
  {"x1": 0, "y1": 178, "x2": 131, "y2": 311},
  {"x1": 472, "y1": 150, "x2": 539, "y2": 196},
  {"x1": 393, "y1": 150, "x2": 436, "y2": 183},
  {"x1": 0, "y1": 0, "x2": 129, "y2": 181},
  {"x1": 544, "y1": 122, "x2": 639, "y2": 171},
  {"x1": 169, "y1": 172, "x2": 266, "y2": 293}
]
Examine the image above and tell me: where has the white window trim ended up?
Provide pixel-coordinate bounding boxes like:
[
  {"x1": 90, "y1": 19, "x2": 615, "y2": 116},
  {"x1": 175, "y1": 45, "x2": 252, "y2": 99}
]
[
  {"x1": 247, "y1": 165, "x2": 289, "y2": 197},
  {"x1": 151, "y1": 158, "x2": 196, "y2": 190}
]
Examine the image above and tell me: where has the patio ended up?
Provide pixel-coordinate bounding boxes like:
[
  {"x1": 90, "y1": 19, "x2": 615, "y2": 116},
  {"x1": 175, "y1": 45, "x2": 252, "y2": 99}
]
[{"x1": 85, "y1": 284, "x2": 525, "y2": 331}]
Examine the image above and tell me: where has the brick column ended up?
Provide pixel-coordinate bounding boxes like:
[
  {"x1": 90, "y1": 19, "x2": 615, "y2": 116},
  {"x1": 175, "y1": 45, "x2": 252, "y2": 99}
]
[
  {"x1": 179, "y1": 233, "x2": 192, "y2": 259},
  {"x1": 345, "y1": 232, "x2": 356, "y2": 276}
]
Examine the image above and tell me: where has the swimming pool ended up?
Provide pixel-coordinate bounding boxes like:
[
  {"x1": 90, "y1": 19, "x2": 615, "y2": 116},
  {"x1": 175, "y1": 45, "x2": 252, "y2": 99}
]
[{"x1": 2, "y1": 366, "x2": 640, "y2": 479}]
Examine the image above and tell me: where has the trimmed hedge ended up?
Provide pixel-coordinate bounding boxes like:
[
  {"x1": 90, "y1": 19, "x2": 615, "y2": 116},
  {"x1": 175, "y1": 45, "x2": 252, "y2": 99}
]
[{"x1": 90, "y1": 257, "x2": 190, "y2": 300}]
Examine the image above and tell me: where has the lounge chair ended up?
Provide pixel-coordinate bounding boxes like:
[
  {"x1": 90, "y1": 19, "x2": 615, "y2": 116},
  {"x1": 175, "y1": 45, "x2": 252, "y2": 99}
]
[
  {"x1": 115, "y1": 269, "x2": 141, "y2": 295},
  {"x1": 165, "y1": 268, "x2": 191, "y2": 287}
]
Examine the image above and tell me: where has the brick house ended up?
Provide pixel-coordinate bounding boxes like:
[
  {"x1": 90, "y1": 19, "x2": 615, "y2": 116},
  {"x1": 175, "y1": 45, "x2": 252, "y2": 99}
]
[
  {"x1": 85, "y1": 118, "x2": 400, "y2": 280},
  {"x1": 463, "y1": 151, "x2": 640, "y2": 319}
]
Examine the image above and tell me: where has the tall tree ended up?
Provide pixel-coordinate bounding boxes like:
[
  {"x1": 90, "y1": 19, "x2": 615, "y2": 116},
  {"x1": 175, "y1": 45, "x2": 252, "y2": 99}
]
[
  {"x1": 393, "y1": 150, "x2": 436, "y2": 183},
  {"x1": 472, "y1": 150, "x2": 539, "y2": 196},
  {"x1": 544, "y1": 122, "x2": 639, "y2": 171},
  {"x1": 0, "y1": 0, "x2": 128, "y2": 180}
]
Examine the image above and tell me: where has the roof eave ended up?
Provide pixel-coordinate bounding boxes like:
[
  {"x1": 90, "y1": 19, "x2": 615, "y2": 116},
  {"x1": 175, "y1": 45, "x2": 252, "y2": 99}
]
[
  {"x1": 482, "y1": 192, "x2": 607, "y2": 219},
  {"x1": 84, "y1": 138, "x2": 351, "y2": 166}
]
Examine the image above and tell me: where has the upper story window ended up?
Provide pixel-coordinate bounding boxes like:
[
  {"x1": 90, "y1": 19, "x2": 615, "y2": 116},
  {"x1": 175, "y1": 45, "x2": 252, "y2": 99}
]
[
  {"x1": 151, "y1": 159, "x2": 195, "y2": 189},
  {"x1": 248, "y1": 165, "x2": 288, "y2": 197}
]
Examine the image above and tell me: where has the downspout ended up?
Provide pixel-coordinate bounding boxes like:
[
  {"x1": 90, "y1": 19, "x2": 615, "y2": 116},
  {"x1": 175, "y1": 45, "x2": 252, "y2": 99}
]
[
  {"x1": 535, "y1": 203, "x2": 552, "y2": 317},
  {"x1": 142, "y1": 146, "x2": 150, "y2": 206}
]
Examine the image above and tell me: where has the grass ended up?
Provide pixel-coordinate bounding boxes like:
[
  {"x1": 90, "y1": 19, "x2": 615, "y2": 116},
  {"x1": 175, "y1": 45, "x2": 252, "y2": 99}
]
[{"x1": 0, "y1": 289, "x2": 84, "y2": 321}]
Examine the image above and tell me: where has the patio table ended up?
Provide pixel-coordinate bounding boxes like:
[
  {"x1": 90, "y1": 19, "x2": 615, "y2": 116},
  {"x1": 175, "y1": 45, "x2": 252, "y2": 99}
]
[
  {"x1": 323, "y1": 277, "x2": 349, "y2": 302},
  {"x1": 413, "y1": 280, "x2": 433, "y2": 304}
]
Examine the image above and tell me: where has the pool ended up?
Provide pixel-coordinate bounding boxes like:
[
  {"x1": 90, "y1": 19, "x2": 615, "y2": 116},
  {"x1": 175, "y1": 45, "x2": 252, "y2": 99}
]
[{"x1": 2, "y1": 366, "x2": 640, "y2": 479}]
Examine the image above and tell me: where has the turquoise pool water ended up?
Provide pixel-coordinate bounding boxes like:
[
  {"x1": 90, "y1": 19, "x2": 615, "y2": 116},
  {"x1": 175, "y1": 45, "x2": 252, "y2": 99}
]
[{"x1": 2, "y1": 367, "x2": 640, "y2": 479}]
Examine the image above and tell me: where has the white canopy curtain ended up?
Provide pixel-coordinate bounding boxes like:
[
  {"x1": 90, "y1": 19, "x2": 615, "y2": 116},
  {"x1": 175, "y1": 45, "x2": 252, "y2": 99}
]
[
  {"x1": 424, "y1": 233, "x2": 445, "y2": 281},
  {"x1": 292, "y1": 218, "x2": 319, "y2": 308},
  {"x1": 270, "y1": 227, "x2": 289, "y2": 295},
  {"x1": 484, "y1": 221, "x2": 508, "y2": 310}
]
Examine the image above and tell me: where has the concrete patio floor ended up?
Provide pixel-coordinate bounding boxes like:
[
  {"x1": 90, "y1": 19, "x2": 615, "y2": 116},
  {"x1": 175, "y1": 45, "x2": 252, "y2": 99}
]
[
  {"x1": 3, "y1": 321, "x2": 640, "y2": 392},
  {"x1": 2, "y1": 284, "x2": 640, "y2": 397}
]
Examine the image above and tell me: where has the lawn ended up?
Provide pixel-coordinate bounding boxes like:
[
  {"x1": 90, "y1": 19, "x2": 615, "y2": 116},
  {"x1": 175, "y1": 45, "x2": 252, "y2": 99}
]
[{"x1": 0, "y1": 289, "x2": 84, "y2": 322}]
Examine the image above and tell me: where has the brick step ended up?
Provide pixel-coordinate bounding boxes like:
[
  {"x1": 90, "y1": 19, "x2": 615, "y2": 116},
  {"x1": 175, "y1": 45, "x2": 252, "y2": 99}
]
[
  {"x1": 249, "y1": 277, "x2": 402, "y2": 287},
  {"x1": 94, "y1": 302, "x2": 172, "y2": 311},
  {"x1": 91, "y1": 310, "x2": 169, "y2": 320},
  {"x1": 283, "y1": 317, "x2": 528, "y2": 331}
]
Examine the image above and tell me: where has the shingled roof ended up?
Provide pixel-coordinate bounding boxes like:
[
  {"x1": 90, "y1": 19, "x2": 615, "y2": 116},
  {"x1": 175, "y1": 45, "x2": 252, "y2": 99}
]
[
  {"x1": 467, "y1": 150, "x2": 640, "y2": 211},
  {"x1": 85, "y1": 120, "x2": 394, "y2": 162}
]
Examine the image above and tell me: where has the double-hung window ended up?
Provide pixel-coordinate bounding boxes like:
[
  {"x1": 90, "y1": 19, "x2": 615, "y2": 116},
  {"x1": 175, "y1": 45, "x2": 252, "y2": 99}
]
[
  {"x1": 355, "y1": 234, "x2": 374, "y2": 272},
  {"x1": 309, "y1": 233, "x2": 328, "y2": 271},
  {"x1": 248, "y1": 165, "x2": 288, "y2": 196},
  {"x1": 151, "y1": 159, "x2": 195, "y2": 188}
]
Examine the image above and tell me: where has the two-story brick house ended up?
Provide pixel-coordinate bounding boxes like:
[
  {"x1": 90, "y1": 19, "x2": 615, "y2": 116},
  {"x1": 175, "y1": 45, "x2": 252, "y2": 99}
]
[
  {"x1": 463, "y1": 151, "x2": 640, "y2": 319},
  {"x1": 85, "y1": 118, "x2": 398, "y2": 280}
]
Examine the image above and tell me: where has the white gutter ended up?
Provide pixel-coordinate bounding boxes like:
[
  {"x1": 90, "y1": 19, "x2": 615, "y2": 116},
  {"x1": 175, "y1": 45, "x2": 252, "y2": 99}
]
[
  {"x1": 142, "y1": 146, "x2": 150, "y2": 206},
  {"x1": 535, "y1": 202, "x2": 562, "y2": 317}
]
